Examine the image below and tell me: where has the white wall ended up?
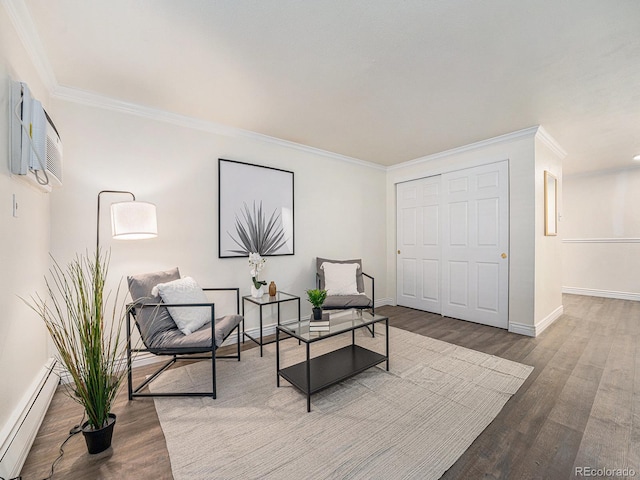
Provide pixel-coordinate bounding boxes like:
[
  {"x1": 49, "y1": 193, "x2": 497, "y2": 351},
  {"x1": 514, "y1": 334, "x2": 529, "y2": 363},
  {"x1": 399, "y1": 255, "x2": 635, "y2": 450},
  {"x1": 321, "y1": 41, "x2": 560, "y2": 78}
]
[
  {"x1": 48, "y1": 98, "x2": 389, "y2": 333},
  {"x1": 386, "y1": 127, "x2": 564, "y2": 336},
  {"x1": 534, "y1": 136, "x2": 564, "y2": 331},
  {"x1": 0, "y1": 4, "x2": 53, "y2": 471},
  {"x1": 562, "y1": 167, "x2": 640, "y2": 299}
]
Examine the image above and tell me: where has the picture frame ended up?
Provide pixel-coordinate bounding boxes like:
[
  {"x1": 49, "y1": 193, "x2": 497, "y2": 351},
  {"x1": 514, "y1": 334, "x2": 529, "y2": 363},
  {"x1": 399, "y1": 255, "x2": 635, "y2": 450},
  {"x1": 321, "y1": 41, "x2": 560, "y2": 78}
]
[
  {"x1": 218, "y1": 159, "x2": 294, "y2": 258},
  {"x1": 544, "y1": 170, "x2": 557, "y2": 236}
]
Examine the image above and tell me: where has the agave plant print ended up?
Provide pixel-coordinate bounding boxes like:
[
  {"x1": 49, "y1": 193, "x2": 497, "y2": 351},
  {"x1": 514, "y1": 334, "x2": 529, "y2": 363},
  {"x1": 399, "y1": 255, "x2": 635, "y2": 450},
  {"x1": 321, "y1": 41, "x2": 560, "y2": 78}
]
[{"x1": 218, "y1": 159, "x2": 294, "y2": 258}]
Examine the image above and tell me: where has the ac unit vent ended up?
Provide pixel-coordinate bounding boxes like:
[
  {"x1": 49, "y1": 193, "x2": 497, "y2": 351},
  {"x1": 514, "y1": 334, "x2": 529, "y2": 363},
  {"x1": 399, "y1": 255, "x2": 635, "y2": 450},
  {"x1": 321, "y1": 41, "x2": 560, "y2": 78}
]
[{"x1": 44, "y1": 111, "x2": 63, "y2": 187}]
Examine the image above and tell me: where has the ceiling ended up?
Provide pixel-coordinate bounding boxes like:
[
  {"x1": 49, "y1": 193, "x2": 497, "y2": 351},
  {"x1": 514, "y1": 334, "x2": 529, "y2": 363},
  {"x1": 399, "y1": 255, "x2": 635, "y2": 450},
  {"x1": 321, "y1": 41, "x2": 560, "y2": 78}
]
[{"x1": 16, "y1": 0, "x2": 640, "y2": 174}]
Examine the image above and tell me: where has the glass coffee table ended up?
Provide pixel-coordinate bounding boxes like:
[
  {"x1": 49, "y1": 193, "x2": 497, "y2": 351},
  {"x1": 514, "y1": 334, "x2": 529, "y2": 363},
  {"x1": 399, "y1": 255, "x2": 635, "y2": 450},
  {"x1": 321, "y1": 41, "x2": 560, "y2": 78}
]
[{"x1": 276, "y1": 310, "x2": 389, "y2": 412}]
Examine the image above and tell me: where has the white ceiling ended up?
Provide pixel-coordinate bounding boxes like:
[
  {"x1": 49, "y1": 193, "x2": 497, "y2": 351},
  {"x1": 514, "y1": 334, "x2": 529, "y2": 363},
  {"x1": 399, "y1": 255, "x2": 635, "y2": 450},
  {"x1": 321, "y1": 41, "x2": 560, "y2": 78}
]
[{"x1": 16, "y1": 0, "x2": 640, "y2": 174}]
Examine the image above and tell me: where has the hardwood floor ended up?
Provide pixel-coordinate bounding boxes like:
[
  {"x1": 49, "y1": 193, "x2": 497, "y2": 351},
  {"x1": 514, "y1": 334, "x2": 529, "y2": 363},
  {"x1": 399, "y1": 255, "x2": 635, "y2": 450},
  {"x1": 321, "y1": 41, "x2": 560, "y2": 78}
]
[{"x1": 20, "y1": 294, "x2": 639, "y2": 479}]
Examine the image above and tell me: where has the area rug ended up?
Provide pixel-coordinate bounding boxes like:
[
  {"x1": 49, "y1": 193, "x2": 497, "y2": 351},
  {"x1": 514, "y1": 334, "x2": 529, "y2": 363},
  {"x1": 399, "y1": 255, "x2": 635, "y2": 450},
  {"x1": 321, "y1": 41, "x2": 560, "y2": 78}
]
[{"x1": 150, "y1": 326, "x2": 532, "y2": 480}]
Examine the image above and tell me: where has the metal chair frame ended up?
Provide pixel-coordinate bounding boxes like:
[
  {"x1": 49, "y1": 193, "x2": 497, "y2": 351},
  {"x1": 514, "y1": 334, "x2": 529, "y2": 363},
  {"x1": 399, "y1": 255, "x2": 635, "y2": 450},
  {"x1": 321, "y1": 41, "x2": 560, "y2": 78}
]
[{"x1": 126, "y1": 287, "x2": 241, "y2": 400}]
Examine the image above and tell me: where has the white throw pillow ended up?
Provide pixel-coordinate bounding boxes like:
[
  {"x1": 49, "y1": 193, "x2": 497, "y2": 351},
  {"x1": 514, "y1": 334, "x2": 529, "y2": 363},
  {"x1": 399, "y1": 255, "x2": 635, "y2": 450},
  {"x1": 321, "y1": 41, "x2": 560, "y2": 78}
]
[
  {"x1": 152, "y1": 277, "x2": 210, "y2": 335},
  {"x1": 321, "y1": 262, "x2": 360, "y2": 296}
]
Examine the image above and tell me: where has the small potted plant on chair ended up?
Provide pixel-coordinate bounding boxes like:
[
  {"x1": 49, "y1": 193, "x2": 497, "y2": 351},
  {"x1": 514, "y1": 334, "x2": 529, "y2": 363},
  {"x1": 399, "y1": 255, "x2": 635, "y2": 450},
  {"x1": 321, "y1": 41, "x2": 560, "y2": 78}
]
[
  {"x1": 306, "y1": 288, "x2": 327, "y2": 320},
  {"x1": 24, "y1": 251, "x2": 130, "y2": 454}
]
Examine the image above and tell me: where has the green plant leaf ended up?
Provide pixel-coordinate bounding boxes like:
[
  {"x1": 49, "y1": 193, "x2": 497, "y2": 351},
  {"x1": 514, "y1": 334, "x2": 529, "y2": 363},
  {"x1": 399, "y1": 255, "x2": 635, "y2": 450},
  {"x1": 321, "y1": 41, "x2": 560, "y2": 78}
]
[{"x1": 227, "y1": 201, "x2": 290, "y2": 256}]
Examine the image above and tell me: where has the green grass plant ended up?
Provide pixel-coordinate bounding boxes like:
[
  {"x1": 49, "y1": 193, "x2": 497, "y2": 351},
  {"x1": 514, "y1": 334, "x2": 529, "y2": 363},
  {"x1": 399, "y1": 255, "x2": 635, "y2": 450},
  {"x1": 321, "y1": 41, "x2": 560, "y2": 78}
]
[{"x1": 24, "y1": 251, "x2": 129, "y2": 430}]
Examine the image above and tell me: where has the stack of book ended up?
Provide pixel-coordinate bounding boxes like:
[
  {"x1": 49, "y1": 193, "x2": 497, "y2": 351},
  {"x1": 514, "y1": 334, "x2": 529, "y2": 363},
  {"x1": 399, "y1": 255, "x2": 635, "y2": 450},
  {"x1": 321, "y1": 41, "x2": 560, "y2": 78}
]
[{"x1": 309, "y1": 312, "x2": 330, "y2": 332}]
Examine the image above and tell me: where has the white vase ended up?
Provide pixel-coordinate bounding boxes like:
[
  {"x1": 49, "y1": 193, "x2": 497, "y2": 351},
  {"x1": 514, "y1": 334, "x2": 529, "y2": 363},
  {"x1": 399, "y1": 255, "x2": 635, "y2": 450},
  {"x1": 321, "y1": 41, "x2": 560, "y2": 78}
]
[{"x1": 251, "y1": 285, "x2": 264, "y2": 298}]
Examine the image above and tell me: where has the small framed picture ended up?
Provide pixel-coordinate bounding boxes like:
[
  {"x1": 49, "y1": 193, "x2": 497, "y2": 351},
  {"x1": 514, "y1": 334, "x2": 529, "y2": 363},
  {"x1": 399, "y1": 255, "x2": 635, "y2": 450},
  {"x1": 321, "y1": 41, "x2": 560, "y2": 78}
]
[{"x1": 544, "y1": 171, "x2": 557, "y2": 236}]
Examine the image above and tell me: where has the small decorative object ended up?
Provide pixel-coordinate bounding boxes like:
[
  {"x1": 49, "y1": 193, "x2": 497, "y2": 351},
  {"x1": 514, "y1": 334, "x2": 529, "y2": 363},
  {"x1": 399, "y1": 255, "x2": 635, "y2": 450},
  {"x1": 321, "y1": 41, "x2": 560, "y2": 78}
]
[
  {"x1": 23, "y1": 252, "x2": 129, "y2": 454},
  {"x1": 249, "y1": 252, "x2": 267, "y2": 298},
  {"x1": 269, "y1": 281, "x2": 277, "y2": 297},
  {"x1": 306, "y1": 288, "x2": 327, "y2": 320}
]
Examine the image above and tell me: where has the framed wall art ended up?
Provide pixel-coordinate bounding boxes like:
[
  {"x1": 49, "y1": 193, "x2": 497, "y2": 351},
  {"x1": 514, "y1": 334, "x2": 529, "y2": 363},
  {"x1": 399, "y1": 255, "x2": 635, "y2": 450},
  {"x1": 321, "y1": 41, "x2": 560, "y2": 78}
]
[
  {"x1": 544, "y1": 170, "x2": 558, "y2": 236},
  {"x1": 218, "y1": 159, "x2": 295, "y2": 258}
]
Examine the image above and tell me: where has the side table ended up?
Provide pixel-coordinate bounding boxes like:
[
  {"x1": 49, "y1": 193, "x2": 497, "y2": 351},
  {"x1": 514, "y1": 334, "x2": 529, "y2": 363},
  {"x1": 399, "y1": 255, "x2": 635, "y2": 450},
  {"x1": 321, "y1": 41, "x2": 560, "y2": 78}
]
[{"x1": 242, "y1": 291, "x2": 300, "y2": 357}]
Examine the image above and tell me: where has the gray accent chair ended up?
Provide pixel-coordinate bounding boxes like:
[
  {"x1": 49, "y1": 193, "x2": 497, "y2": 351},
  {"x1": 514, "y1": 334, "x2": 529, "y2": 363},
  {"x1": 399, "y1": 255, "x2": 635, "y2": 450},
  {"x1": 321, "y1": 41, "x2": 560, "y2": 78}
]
[
  {"x1": 126, "y1": 267, "x2": 242, "y2": 399},
  {"x1": 316, "y1": 257, "x2": 375, "y2": 314}
]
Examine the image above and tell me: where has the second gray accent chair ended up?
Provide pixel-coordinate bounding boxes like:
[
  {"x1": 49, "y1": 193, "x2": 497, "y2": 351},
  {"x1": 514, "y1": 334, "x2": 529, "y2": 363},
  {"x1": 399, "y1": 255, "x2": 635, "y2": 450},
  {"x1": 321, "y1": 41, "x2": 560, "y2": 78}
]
[{"x1": 315, "y1": 257, "x2": 375, "y2": 314}]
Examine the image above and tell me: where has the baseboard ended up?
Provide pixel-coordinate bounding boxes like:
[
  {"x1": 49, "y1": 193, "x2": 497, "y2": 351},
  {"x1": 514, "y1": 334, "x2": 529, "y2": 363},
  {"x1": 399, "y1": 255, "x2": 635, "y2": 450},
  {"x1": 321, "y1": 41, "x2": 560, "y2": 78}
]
[
  {"x1": 0, "y1": 358, "x2": 59, "y2": 479},
  {"x1": 563, "y1": 287, "x2": 640, "y2": 302},
  {"x1": 508, "y1": 305, "x2": 564, "y2": 338},
  {"x1": 535, "y1": 305, "x2": 564, "y2": 336},
  {"x1": 375, "y1": 297, "x2": 394, "y2": 308},
  {"x1": 508, "y1": 322, "x2": 536, "y2": 337}
]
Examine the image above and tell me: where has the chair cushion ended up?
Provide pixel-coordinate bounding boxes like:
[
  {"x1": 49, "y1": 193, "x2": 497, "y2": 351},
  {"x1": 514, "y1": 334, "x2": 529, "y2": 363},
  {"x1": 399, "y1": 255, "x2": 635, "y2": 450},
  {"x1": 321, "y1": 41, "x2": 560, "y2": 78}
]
[
  {"x1": 323, "y1": 294, "x2": 372, "y2": 309},
  {"x1": 127, "y1": 267, "x2": 181, "y2": 347},
  {"x1": 321, "y1": 262, "x2": 360, "y2": 295},
  {"x1": 147, "y1": 315, "x2": 242, "y2": 352},
  {"x1": 316, "y1": 257, "x2": 365, "y2": 293},
  {"x1": 152, "y1": 276, "x2": 210, "y2": 335}
]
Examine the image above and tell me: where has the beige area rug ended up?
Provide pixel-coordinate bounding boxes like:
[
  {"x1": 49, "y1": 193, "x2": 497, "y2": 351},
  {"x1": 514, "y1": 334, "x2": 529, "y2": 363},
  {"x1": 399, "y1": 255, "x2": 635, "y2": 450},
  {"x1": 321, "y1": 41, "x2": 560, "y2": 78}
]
[{"x1": 150, "y1": 326, "x2": 532, "y2": 480}]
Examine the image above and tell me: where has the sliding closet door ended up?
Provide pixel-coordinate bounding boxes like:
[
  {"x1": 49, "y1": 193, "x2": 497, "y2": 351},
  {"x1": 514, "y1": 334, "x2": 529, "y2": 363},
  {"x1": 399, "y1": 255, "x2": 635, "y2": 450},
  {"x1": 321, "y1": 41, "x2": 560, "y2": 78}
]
[
  {"x1": 441, "y1": 161, "x2": 509, "y2": 329},
  {"x1": 396, "y1": 176, "x2": 442, "y2": 313},
  {"x1": 396, "y1": 160, "x2": 509, "y2": 329}
]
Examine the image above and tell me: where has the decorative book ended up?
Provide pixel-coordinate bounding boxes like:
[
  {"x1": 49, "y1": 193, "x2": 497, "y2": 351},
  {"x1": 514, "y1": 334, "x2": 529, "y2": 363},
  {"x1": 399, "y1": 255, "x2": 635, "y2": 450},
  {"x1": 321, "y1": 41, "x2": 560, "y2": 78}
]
[{"x1": 309, "y1": 324, "x2": 330, "y2": 332}]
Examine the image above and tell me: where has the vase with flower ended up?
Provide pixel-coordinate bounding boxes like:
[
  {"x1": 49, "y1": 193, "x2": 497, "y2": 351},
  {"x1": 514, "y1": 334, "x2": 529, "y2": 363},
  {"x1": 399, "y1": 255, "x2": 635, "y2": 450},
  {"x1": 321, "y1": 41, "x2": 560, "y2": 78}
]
[{"x1": 249, "y1": 252, "x2": 267, "y2": 298}]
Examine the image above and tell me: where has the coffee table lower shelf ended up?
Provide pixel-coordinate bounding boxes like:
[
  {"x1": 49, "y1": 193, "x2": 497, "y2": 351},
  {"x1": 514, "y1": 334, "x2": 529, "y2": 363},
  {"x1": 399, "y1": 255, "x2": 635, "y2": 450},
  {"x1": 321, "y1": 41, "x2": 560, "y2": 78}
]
[{"x1": 278, "y1": 344, "x2": 387, "y2": 410}]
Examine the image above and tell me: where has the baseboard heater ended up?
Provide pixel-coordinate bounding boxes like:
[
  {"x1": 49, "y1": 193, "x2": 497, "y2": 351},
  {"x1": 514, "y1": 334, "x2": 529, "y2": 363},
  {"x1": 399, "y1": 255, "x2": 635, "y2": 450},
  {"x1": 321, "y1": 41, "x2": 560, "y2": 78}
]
[{"x1": 0, "y1": 358, "x2": 59, "y2": 479}]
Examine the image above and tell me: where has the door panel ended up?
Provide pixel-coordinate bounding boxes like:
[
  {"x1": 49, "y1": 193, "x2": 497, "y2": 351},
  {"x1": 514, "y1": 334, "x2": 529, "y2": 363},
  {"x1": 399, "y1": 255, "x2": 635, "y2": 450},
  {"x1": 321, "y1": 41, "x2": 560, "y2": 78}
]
[
  {"x1": 448, "y1": 261, "x2": 469, "y2": 307},
  {"x1": 441, "y1": 161, "x2": 509, "y2": 328},
  {"x1": 477, "y1": 262, "x2": 499, "y2": 312},
  {"x1": 449, "y1": 202, "x2": 469, "y2": 246},
  {"x1": 401, "y1": 258, "x2": 417, "y2": 298},
  {"x1": 477, "y1": 198, "x2": 499, "y2": 246},
  {"x1": 396, "y1": 177, "x2": 442, "y2": 313},
  {"x1": 422, "y1": 259, "x2": 439, "y2": 301}
]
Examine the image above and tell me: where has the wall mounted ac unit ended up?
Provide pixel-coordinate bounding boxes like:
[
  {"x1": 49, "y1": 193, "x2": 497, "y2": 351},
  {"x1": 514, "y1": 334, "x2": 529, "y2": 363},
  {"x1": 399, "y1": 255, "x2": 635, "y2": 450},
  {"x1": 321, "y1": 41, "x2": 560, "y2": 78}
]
[{"x1": 10, "y1": 80, "x2": 63, "y2": 191}]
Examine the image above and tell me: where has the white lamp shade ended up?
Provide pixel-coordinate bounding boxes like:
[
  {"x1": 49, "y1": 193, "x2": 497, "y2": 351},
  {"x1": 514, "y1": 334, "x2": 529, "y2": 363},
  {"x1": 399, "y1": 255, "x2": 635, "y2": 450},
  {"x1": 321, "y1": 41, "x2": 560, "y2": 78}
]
[{"x1": 111, "y1": 201, "x2": 158, "y2": 240}]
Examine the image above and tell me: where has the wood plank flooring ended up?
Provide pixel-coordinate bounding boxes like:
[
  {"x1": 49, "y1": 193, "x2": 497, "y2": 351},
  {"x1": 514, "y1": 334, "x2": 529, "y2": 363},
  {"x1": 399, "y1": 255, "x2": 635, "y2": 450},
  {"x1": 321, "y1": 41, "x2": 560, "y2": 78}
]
[{"x1": 20, "y1": 294, "x2": 639, "y2": 479}]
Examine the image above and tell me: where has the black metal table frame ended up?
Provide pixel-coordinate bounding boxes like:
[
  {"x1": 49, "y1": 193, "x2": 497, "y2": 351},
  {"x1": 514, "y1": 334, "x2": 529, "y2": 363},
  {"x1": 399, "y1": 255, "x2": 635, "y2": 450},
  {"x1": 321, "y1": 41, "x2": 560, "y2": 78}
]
[
  {"x1": 276, "y1": 315, "x2": 389, "y2": 412},
  {"x1": 242, "y1": 292, "x2": 301, "y2": 357}
]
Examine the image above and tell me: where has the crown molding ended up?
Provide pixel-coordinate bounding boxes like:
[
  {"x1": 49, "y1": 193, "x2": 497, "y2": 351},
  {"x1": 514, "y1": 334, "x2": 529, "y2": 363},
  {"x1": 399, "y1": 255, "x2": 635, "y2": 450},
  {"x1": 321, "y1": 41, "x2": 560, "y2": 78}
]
[
  {"x1": 2, "y1": 0, "x2": 57, "y2": 92},
  {"x1": 52, "y1": 85, "x2": 385, "y2": 170},
  {"x1": 535, "y1": 126, "x2": 567, "y2": 159},
  {"x1": 388, "y1": 126, "x2": 541, "y2": 171}
]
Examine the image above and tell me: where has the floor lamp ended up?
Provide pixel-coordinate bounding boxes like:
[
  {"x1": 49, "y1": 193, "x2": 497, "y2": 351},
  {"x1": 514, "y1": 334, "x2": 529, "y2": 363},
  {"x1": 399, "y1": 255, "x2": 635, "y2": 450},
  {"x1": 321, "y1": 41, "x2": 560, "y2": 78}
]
[{"x1": 96, "y1": 190, "x2": 158, "y2": 251}]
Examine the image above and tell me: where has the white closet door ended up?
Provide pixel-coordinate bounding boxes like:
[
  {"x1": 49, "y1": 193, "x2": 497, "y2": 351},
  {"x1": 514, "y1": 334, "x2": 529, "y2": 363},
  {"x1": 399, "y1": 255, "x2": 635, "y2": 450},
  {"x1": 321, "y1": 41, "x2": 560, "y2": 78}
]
[
  {"x1": 396, "y1": 176, "x2": 442, "y2": 313},
  {"x1": 396, "y1": 160, "x2": 509, "y2": 329},
  {"x1": 441, "y1": 161, "x2": 509, "y2": 328}
]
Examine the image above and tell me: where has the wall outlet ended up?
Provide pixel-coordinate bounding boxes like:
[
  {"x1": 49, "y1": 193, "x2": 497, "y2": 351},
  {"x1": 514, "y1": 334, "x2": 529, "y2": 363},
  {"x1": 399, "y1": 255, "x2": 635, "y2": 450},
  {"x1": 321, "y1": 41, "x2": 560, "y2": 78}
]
[{"x1": 12, "y1": 194, "x2": 18, "y2": 218}]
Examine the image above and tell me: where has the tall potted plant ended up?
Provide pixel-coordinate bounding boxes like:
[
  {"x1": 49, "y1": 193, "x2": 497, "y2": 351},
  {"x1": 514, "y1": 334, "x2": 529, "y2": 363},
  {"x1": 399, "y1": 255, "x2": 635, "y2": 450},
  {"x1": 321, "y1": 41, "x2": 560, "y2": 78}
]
[
  {"x1": 24, "y1": 251, "x2": 129, "y2": 454},
  {"x1": 306, "y1": 289, "x2": 327, "y2": 320}
]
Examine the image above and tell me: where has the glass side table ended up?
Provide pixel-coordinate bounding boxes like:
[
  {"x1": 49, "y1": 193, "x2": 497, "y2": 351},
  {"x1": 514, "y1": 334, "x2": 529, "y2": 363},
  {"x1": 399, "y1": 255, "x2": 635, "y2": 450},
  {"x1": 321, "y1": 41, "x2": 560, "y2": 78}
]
[{"x1": 242, "y1": 291, "x2": 300, "y2": 357}]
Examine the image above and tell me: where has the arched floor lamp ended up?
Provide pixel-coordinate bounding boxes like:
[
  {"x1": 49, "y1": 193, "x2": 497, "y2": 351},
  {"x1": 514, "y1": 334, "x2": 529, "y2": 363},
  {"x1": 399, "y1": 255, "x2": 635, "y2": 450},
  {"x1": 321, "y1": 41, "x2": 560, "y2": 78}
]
[{"x1": 97, "y1": 190, "x2": 158, "y2": 251}]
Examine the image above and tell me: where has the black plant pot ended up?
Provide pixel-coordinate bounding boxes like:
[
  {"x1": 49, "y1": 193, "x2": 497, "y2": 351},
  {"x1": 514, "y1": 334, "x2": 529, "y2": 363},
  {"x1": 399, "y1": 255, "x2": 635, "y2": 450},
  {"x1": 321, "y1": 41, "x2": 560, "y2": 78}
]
[
  {"x1": 82, "y1": 413, "x2": 116, "y2": 454},
  {"x1": 312, "y1": 307, "x2": 323, "y2": 320}
]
